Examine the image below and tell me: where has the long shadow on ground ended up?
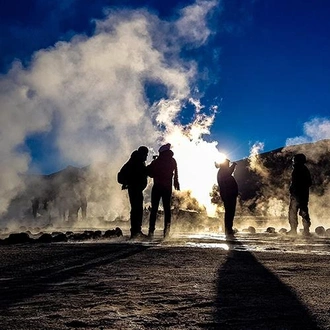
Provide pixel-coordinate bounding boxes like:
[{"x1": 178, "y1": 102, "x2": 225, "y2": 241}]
[
  {"x1": 214, "y1": 240, "x2": 322, "y2": 330},
  {"x1": 0, "y1": 243, "x2": 149, "y2": 310}
]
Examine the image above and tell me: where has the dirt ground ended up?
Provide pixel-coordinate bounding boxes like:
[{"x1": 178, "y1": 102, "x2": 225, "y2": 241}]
[{"x1": 0, "y1": 232, "x2": 330, "y2": 330}]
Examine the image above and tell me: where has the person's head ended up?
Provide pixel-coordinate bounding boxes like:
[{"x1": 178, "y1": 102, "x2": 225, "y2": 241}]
[
  {"x1": 158, "y1": 143, "x2": 173, "y2": 158},
  {"x1": 130, "y1": 150, "x2": 139, "y2": 160},
  {"x1": 158, "y1": 143, "x2": 171, "y2": 153},
  {"x1": 221, "y1": 159, "x2": 230, "y2": 167},
  {"x1": 293, "y1": 153, "x2": 307, "y2": 165},
  {"x1": 137, "y1": 146, "x2": 149, "y2": 162}
]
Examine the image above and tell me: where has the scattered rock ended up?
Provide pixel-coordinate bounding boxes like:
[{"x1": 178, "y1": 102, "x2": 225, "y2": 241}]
[
  {"x1": 247, "y1": 226, "x2": 256, "y2": 234},
  {"x1": 279, "y1": 228, "x2": 288, "y2": 234},
  {"x1": 6, "y1": 232, "x2": 32, "y2": 244},
  {"x1": 266, "y1": 227, "x2": 276, "y2": 234},
  {"x1": 37, "y1": 233, "x2": 53, "y2": 243},
  {"x1": 70, "y1": 233, "x2": 89, "y2": 241},
  {"x1": 52, "y1": 233, "x2": 68, "y2": 242},
  {"x1": 242, "y1": 226, "x2": 256, "y2": 234},
  {"x1": 103, "y1": 227, "x2": 123, "y2": 238},
  {"x1": 0, "y1": 228, "x2": 124, "y2": 244},
  {"x1": 315, "y1": 226, "x2": 326, "y2": 236},
  {"x1": 92, "y1": 230, "x2": 102, "y2": 239},
  {"x1": 51, "y1": 231, "x2": 63, "y2": 236}
]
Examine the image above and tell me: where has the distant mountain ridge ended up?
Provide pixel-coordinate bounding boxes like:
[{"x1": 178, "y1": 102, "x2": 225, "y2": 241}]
[
  {"x1": 232, "y1": 139, "x2": 330, "y2": 217},
  {"x1": 4, "y1": 139, "x2": 330, "y2": 224}
]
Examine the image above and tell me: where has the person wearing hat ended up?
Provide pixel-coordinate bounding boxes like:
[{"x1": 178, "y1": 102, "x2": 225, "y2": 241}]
[
  {"x1": 118, "y1": 146, "x2": 149, "y2": 239},
  {"x1": 147, "y1": 143, "x2": 180, "y2": 239},
  {"x1": 216, "y1": 158, "x2": 238, "y2": 239},
  {"x1": 288, "y1": 153, "x2": 312, "y2": 236}
]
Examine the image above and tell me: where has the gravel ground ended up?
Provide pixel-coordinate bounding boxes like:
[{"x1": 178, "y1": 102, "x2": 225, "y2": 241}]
[{"x1": 0, "y1": 233, "x2": 329, "y2": 330}]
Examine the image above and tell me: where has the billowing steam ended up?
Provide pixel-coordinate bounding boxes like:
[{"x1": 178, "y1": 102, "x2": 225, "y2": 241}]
[
  {"x1": 286, "y1": 118, "x2": 330, "y2": 147},
  {"x1": 245, "y1": 119, "x2": 330, "y2": 230},
  {"x1": 0, "y1": 0, "x2": 224, "y2": 224},
  {"x1": 248, "y1": 142, "x2": 268, "y2": 179}
]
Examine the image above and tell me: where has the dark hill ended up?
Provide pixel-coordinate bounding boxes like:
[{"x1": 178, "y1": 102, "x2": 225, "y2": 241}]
[
  {"x1": 3, "y1": 140, "x2": 330, "y2": 225},
  {"x1": 232, "y1": 139, "x2": 330, "y2": 217}
]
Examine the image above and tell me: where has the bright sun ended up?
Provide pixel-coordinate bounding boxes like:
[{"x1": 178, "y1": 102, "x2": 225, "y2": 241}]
[
  {"x1": 217, "y1": 152, "x2": 227, "y2": 164},
  {"x1": 162, "y1": 129, "x2": 228, "y2": 216}
]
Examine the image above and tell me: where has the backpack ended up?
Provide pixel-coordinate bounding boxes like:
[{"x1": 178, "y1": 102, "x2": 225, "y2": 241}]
[{"x1": 117, "y1": 162, "x2": 130, "y2": 185}]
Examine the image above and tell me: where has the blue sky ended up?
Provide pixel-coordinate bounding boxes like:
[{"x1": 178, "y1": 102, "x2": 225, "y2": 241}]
[{"x1": 1, "y1": 0, "x2": 330, "y2": 176}]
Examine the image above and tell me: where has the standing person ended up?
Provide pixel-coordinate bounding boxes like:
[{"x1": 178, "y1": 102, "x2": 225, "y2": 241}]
[
  {"x1": 288, "y1": 153, "x2": 312, "y2": 236},
  {"x1": 147, "y1": 143, "x2": 180, "y2": 239},
  {"x1": 216, "y1": 159, "x2": 238, "y2": 239},
  {"x1": 117, "y1": 146, "x2": 149, "y2": 239}
]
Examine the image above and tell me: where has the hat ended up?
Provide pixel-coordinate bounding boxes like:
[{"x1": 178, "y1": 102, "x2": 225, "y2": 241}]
[
  {"x1": 138, "y1": 146, "x2": 148, "y2": 155},
  {"x1": 159, "y1": 143, "x2": 171, "y2": 153},
  {"x1": 293, "y1": 153, "x2": 307, "y2": 164}
]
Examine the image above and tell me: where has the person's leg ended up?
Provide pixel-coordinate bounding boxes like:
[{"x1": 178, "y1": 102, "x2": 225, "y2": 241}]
[
  {"x1": 148, "y1": 186, "x2": 161, "y2": 236},
  {"x1": 299, "y1": 201, "x2": 311, "y2": 235},
  {"x1": 223, "y1": 197, "x2": 236, "y2": 236},
  {"x1": 288, "y1": 195, "x2": 299, "y2": 234},
  {"x1": 227, "y1": 197, "x2": 237, "y2": 234},
  {"x1": 135, "y1": 190, "x2": 144, "y2": 233},
  {"x1": 128, "y1": 188, "x2": 144, "y2": 237},
  {"x1": 162, "y1": 189, "x2": 172, "y2": 238}
]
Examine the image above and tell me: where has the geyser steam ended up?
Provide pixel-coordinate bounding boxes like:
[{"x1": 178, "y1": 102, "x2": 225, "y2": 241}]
[{"x1": 0, "y1": 1, "x2": 223, "y2": 223}]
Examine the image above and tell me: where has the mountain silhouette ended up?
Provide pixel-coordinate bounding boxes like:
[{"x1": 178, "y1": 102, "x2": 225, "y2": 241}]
[{"x1": 3, "y1": 139, "x2": 330, "y2": 225}]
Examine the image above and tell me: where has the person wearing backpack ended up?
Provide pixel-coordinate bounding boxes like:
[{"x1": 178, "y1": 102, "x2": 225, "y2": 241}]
[
  {"x1": 147, "y1": 143, "x2": 180, "y2": 239},
  {"x1": 118, "y1": 146, "x2": 149, "y2": 239}
]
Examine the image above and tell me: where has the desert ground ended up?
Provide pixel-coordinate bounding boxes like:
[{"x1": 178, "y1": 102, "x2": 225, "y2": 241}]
[{"x1": 0, "y1": 229, "x2": 330, "y2": 330}]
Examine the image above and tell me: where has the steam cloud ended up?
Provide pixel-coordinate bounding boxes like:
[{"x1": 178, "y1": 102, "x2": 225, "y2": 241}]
[
  {"x1": 0, "y1": 1, "x2": 221, "y2": 222},
  {"x1": 246, "y1": 119, "x2": 330, "y2": 229}
]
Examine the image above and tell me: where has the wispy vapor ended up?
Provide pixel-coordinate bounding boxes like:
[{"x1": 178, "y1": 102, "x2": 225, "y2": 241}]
[
  {"x1": 175, "y1": 0, "x2": 218, "y2": 45},
  {"x1": 0, "y1": 1, "x2": 220, "y2": 218},
  {"x1": 286, "y1": 117, "x2": 330, "y2": 146}
]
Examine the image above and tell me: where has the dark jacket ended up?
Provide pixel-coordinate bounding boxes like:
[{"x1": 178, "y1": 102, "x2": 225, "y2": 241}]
[
  {"x1": 217, "y1": 164, "x2": 238, "y2": 200},
  {"x1": 289, "y1": 163, "x2": 312, "y2": 202},
  {"x1": 147, "y1": 150, "x2": 179, "y2": 190},
  {"x1": 121, "y1": 151, "x2": 148, "y2": 190}
]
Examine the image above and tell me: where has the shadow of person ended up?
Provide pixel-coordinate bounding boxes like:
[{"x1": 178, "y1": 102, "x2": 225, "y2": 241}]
[{"x1": 214, "y1": 240, "x2": 322, "y2": 330}]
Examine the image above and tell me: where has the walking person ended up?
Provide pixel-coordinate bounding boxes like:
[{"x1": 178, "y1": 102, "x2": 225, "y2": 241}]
[
  {"x1": 216, "y1": 159, "x2": 238, "y2": 239},
  {"x1": 117, "y1": 146, "x2": 149, "y2": 239},
  {"x1": 147, "y1": 143, "x2": 180, "y2": 239},
  {"x1": 287, "y1": 153, "x2": 312, "y2": 236}
]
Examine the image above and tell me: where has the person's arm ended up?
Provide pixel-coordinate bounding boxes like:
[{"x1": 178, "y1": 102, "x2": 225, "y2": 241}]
[
  {"x1": 228, "y1": 162, "x2": 237, "y2": 175},
  {"x1": 173, "y1": 159, "x2": 180, "y2": 190},
  {"x1": 146, "y1": 161, "x2": 155, "y2": 178},
  {"x1": 306, "y1": 167, "x2": 312, "y2": 187}
]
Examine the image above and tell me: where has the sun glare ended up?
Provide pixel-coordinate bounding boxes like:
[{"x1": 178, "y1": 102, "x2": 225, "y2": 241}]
[
  {"x1": 164, "y1": 128, "x2": 227, "y2": 216},
  {"x1": 217, "y1": 152, "x2": 227, "y2": 164}
]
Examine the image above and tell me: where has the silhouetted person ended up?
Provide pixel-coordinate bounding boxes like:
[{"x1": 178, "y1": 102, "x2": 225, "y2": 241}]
[
  {"x1": 118, "y1": 146, "x2": 149, "y2": 239},
  {"x1": 216, "y1": 159, "x2": 238, "y2": 239},
  {"x1": 147, "y1": 143, "x2": 180, "y2": 239},
  {"x1": 288, "y1": 153, "x2": 312, "y2": 236}
]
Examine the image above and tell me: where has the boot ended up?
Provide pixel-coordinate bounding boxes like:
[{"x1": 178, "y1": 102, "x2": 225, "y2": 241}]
[
  {"x1": 302, "y1": 219, "x2": 311, "y2": 237},
  {"x1": 148, "y1": 230, "x2": 154, "y2": 240},
  {"x1": 302, "y1": 227, "x2": 311, "y2": 237},
  {"x1": 164, "y1": 224, "x2": 171, "y2": 238},
  {"x1": 287, "y1": 228, "x2": 297, "y2": 236}
]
